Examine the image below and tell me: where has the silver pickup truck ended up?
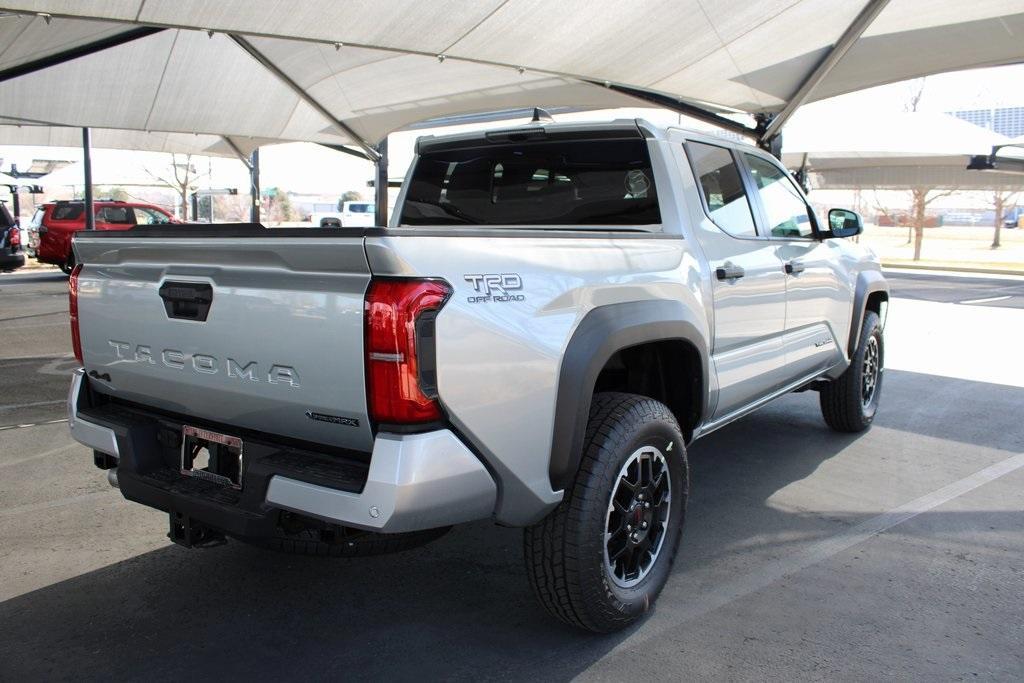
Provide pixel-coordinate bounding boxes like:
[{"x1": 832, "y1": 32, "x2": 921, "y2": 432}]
[{"x1": 67, "y1": 119, "x2": 888, "y2": 632}]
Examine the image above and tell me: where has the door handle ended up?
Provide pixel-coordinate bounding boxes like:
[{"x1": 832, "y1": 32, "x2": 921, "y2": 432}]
[
  {"x1": 716, "y1": 263, "x2": 745, "y2": 280},
  {"x1": 785, "y1": 261, "x2": 806, "y2": 275},
  {"x1": 159, "y1": 281, "x2": 213, "y2": 321}
]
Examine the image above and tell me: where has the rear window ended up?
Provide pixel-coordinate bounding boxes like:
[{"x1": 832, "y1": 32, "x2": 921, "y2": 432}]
[
  {"x1": 96, "y1": 206, "x2": 134, "y2": 224},
  {"x1": 347, "y1": 203, "x2": 373, "y2": 213},
  {"x1": 400, "y1": 139, "x2": 660, "y2": 227},
  {"x1": 51, "y1": 204, "x2": 84, "y2": 221}
]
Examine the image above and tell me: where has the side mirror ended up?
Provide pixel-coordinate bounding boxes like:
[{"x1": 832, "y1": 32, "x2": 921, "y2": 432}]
[{"x1": 825, "y1": 208, "x2": 863, "y2": 238}]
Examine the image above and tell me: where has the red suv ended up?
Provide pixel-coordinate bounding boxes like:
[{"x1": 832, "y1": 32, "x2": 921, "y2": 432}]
[{"x1": 30, "y1": 200, "x2": 178, "y2": 273}]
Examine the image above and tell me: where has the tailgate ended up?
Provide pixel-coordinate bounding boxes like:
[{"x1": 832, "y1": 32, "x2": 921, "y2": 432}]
[{"x1": 73, "y1": 234, "x2": 373, "y2": 452}]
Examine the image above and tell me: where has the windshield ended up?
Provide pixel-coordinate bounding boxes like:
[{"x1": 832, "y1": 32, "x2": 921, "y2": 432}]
[
  {"x1": 400, "y1": 138, "x2": 660, "y2": 227},
  {"x1": 347, "y1": 203, "x2": 374, "y2": 213}
]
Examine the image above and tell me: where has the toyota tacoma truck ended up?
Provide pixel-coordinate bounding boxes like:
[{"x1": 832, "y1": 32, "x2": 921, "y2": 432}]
[{"x1": 67, "y1": 120, "x2": 888, "y2": 632}]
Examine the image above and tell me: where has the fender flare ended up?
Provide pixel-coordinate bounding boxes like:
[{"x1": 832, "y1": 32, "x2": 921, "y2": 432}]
[
  {"x1": 548, "y1": 300, "x2": 709, "y2": 491},
  {"x1": 848, "y1": 270, "x2": 890, "y2": 356}
]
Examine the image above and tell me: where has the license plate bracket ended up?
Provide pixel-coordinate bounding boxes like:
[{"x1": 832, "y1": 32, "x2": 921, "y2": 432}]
[{"x1": 180, "y1": 425, "x2": 244, "y2": 489}]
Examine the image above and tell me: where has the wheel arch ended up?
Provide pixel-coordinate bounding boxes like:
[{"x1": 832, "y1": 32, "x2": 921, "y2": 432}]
[
  {"x1": 548, "y1": 300, "x2": 709, "y2": 491},
  {"x1": 848, "y1": 270, "x2": 889, "y2": 357}
]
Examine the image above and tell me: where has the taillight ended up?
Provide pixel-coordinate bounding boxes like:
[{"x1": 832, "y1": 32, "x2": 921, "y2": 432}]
[
  {"x1": 365, "y1": 279, "x2": 451, "y2": 424},
  {"x1": 8, "y1": 227, "x2": 20, "y2": 247},
  {"x1": 69, "y1": 263, "x2": 83, "y2": 364}
]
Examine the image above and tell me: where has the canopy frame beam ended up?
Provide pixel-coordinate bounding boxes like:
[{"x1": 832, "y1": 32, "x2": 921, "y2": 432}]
[
  {"x1": 760, "y1": 0, "x2": 891, "y2": 144},
  {"x1": 227, "y1": 34, "x2": 380, "y2": 162},
  {"x1": 967, "y1": 143, "x2": 1024, "y2": 175},
  {"x1": 592, "y1": 82, "x2": 756, "y2": 139},
  {"x1": 318, "y1": 143, "x2": 375, "y2": 161},
  {"x1": 220, "y1": 136, "x2": 253, "y2": 171},
  {"x1": 0, "y1": 26, "x2": 165, "y2": 83}
]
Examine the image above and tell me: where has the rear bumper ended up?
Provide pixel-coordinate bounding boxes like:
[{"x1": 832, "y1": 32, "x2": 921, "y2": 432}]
[{"x1": 68, "y1": 369, "x2": 496, "y2": 535}]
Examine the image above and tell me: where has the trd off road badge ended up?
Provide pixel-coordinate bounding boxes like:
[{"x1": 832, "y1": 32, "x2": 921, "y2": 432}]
[{"x1": 464, "y1": 273, "x2": 525, "y2": 303}]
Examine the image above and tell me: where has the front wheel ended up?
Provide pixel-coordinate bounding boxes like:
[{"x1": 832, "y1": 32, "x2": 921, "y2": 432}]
[
  {"x1": 820, "y1": 310, "x2": 884, "y2": 432},
  {"x1": 524, "y1": 392, "x2": 688, "y2": 632}
]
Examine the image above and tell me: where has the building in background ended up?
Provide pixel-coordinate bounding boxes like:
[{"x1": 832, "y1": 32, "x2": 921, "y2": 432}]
[{"x1": 950, "y1": 107, "x2": 1024, "y2": 138}]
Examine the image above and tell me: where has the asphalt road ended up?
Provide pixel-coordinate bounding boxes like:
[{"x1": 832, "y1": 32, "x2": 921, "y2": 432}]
[
  {"x1": 885, "y1": 269, "x2": 1024, "y2": 309},
  {"x1": 1, "y1": 267, "x2": 1023, "y2": 681}
]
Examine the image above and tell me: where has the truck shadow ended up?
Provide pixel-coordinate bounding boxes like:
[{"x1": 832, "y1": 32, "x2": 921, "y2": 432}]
[{"x1": 2, "y1": 369, "x2": 1022, "y2": 681}]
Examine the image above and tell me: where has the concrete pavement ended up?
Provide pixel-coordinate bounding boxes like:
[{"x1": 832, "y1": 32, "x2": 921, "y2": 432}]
[{"x1": 0, "y1": 269, "x2": 1022, "y2": 681}]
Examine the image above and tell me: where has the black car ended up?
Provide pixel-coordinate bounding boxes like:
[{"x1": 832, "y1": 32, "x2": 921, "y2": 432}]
[{"x1": 0, "y1": 201, "x2": 26, "y2": 272}]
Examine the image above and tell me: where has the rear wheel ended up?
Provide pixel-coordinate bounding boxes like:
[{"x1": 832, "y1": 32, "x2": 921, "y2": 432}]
[
  {"x1": 524, "y1": 392, "x2": 687, "y2": 632},
  {"x1": 820, "y1": 310, "x2": 883, "y2": 432}
]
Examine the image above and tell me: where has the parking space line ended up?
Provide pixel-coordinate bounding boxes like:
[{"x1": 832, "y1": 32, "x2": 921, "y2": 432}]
[
  {"x1": 632, "y1": 450, "x2": 1024, "y2": 642},
  {"x1": 0, "y1": 491, "x2": 113, "y2": 519},
  {"x1": 0, "y1": 399, "x2": 65, "y2": 412},
  {"x1": 0, "y1": 310, "x2": 66, "y2": 323},
  {"x1": 0, "y1": 418, "x2": 69, "y2": 432},
  {"x1": 959, "y1": 295, "x2": 1013, "y2": 305},
  {"x1": 4, "y1": 322, "x2": 69, "y2": 329},
  {"x1": 0, "y1": 443, "x2": 77, "y2": 469}
]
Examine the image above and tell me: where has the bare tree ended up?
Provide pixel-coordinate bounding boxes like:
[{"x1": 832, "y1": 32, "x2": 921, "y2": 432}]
[
  {"x1": 214, "y1": 194, "x2": 249, "y2": 222},
  {"x1": 990, "y1": 189, "x2": 1021, "y2": 249},
  {"x1": 909, "y1": 187, "x2": 956, "y2": 261},
  {"x1": 144, "y1": 153, "x2": 207, "y2": 219},
  {"x1": 904, "y1": 78, "x2": 926, "y2": 113}
]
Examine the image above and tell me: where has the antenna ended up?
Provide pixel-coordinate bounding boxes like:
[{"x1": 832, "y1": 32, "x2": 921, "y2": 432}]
[{"x1": 531, "y1": 107, "x2": 554, "y2": 123}]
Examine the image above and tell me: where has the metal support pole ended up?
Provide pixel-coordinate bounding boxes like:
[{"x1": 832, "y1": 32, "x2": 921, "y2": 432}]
[
  {"x1": 10, "y1": 187, "x2": 20, "y2": 226},
  {"x1": 374, "y1": 138, "x2": 388, "y2": 227},
  {"x1": 759, "y1": 0, "x2": 891, "y2": 144},
  {"x1": 82, "y1": 127, "x2": 95, "y2": 231},
  {"x1": 190, "y1": 192, "x2": 199, "y2": 222},
  {"x1": 249, "y1": 148, "x2": 260, "y2": 224}
]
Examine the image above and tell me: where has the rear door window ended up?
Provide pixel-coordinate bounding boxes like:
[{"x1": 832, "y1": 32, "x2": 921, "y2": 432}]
[
  {"x1": 51, "y1": 204, "x2": 84, "y2": 221},
  {"x1": 686, "y1": 141, "x2": 757, "y2": 238},
  {"x1": 400, "y1": 138, "x2": 660, "y2": 227},
  {"x1": 96, "y1": 206, "x2": 135, "y2": 225}
]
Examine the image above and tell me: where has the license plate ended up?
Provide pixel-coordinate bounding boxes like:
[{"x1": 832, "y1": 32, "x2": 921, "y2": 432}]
[{"x1": 181, "y1": 425, "x2": 244, "y2": 489}]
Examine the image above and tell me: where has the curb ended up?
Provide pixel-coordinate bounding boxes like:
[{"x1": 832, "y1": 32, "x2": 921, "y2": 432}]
[{"x1": 881, "y1": 261, "x2": 1024, "y2": 277}]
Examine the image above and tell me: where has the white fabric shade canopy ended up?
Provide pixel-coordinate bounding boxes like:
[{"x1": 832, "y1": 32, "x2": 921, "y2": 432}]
[
  {"x1": 0, "y1": 124, "x2": 268, "y2": 158},
  {"x1": 782, "y1": 112, "x2": 1023, "y2": 190},
  {"x1": 1, "y1": 0, "x2": 1022, "y2": 152}
]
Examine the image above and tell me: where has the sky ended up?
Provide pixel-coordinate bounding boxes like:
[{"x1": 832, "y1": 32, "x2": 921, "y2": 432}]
[{"x1": 2, "y1": 63, "x2": 1023, "y2": 201}]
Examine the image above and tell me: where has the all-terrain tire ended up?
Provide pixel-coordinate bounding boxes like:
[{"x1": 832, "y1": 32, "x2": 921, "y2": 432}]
[
  {"x1": 524, "y1": 392, "x2": 688, "y2": 632},
  {"x1": 820, "y1": 310, "x2": 884, "y2": 432}
]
